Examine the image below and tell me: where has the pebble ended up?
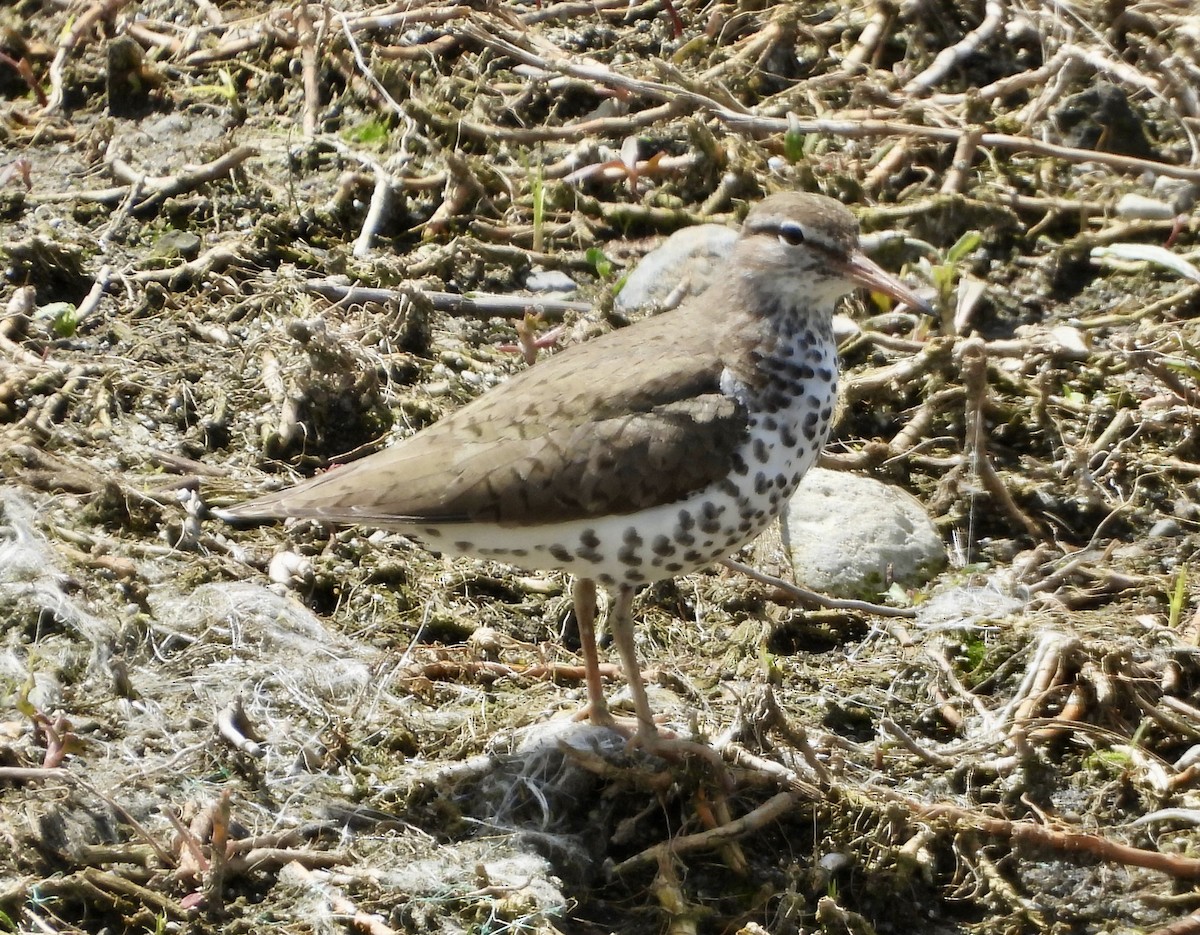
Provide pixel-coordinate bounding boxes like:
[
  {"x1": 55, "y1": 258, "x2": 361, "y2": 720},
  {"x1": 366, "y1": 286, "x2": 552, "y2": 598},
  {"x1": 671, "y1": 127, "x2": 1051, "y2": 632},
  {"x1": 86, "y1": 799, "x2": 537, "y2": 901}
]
[
  {"x1": 525, "y1": 268, "x2": 577, "y2": 294},
  {"x1": 1148, "y1": 518, "x2": 1182, "y2": 538},
  {"x1": 780, "y1": 467, "x2": 946, "y2": 598}
]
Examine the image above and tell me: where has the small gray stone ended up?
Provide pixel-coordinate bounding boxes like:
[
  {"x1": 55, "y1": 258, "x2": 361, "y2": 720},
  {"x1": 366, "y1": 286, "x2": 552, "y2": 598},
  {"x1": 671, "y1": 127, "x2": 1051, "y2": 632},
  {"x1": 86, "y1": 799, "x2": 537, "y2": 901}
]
[
  {"x1": 144, "y1": 113, "x2": 192, "y2": 139},
  {"x1": 1116, "y1": 194, "x2": 1175, "y2": 221},
  {"x1": 525, "y1": 268, "x2": 577, "y2": 294},
  {"x1": 152, "y1": 230, "x2": 202, "y2": 260},
  {"x1": 780, "y1": 468, "x2": 946, "y2": 598},
  {"x1": 1152, "y1": 177, "x2": 1199, "y2": 213},
  {"x1": 1149, "y1": 518, "x2": 1182, "y2": 538}
]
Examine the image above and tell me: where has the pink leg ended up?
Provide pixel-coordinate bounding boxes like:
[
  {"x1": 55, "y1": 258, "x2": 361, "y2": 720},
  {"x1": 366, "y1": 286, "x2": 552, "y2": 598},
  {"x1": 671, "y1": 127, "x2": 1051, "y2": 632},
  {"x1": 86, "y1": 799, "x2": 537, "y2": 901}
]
[
  {"x1": 608, "y1": 584, "x2": 658, "y2": 742},
  {"x1": 572, "y1": 577, "x2": 614, "y2": 727},
  {"x1": 608, "y1": 584, "x2": 730, "y2": 780}
]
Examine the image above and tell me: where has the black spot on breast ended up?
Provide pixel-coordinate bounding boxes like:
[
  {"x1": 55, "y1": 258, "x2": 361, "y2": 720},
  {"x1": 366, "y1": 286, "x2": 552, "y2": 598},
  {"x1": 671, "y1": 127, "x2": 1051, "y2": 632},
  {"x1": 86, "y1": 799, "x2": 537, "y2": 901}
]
[
  {"x1": 800, "y1": 364, "x2": 815, "y2": 380},
  {"x1": 626, "y1": 570, "x2": 646, "y2": 583},
  {"x1": 775, "y1": 472, "x2": 788, "y2": 488},
  {"x1": 738, "y1": 519, "x2": 753, "y2": 533},
  {"x1": 599, "y1": 573, "x2": 615, "y2": 586},
  {"x1": 624, "y1": 532, "x2": 643, "y2": 564},
  {"x1": 423, "y1": 527, "x2": 443, "y2": 538},
  {"x1": 577, "y1": 542, "x2": 603, "y2": 563},
  {"x1": 511, "y1": 548, "x2": 528, "y2": 557},
  {"x1": 765, "y1": 390, "x2": 790, "y2": 411},
  {"x1": 730, "y1": 452, "x2": 749, "y2": 475},
  {"x1": 762, "y1": 415, "x2": 778, "y2": 432},
  {"x1": 652, "y1": 535, "x2": 675, "y2": 556},
  {"x1": 820, "y1": 406, "x2": 833, "y2": 421},
  {"x1": 699, "y1": 502, "x2": 724, "y2": 534},
  {"x1": 718, "y1": 478, "x2": 740, "y2": 497},
  {"x1": 675, "y1": 511, "x2": 696, "y2": 545},
  {"x1": 581, "y1": 528, "x2": 600, "y2": 548},
  {"x1": 454, "y1": 541, "x2": 472, "y2": 552},
  {"x1": 549, "y1": 544, "x2": 572, "y2": 562},
  {"x1": 683, "y1": 549, "x2": 702, "y2": 563},
  {"x1": 755, "y1": 472, "x2": 770, "y2": 495},
  {"x1": 780, "y1": 425, "x2": 798, "y2": 448},
  {"x1": 817, "y1": 367, "x2": 833, "y2": 382},
  {"x1": 753, "y1": 438, "x2": 769, "y2": 463}
]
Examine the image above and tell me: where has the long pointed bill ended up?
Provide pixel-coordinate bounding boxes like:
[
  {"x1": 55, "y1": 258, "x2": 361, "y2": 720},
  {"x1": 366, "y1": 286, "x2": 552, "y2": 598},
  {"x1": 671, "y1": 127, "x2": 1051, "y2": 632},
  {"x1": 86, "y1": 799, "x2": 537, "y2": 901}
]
[{"x1": 838, "y1": 250, "x2": 932, "y2": 314}]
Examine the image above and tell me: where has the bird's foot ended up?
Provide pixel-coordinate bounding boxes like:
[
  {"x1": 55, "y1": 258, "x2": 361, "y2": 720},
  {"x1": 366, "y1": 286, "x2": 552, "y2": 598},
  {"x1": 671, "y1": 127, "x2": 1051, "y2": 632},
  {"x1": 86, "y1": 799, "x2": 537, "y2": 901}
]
[
  {"x1": 628, "y1": 722, "x2": 733, "y2": 789},
  {"x1": 574, "y1": 695, "x2": 621, "y2": 731},
  {"x1": 573, "y1": 703, "x2": 732, "y2": 788}
]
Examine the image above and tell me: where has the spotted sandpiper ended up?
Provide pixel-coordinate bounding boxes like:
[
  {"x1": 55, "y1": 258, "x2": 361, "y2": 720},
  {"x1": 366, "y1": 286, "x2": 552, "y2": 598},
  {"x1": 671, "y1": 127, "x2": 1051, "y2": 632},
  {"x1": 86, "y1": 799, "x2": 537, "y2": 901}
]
[{"x1": 216, "y1": 192, "x2": 929, "y2": 758}]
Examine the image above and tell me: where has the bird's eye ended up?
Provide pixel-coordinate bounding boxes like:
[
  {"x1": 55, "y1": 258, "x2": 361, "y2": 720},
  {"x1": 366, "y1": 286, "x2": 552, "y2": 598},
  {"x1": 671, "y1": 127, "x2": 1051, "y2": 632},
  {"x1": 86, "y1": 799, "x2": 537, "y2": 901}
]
[{"x1": 778, "y1": 223, "x2": 806, "y2": 246}]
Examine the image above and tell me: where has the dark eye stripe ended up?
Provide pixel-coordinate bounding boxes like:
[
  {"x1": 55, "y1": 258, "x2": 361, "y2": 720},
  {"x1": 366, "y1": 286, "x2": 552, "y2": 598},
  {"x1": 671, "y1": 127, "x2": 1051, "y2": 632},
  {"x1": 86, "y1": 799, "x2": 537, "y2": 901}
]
[
  {"x1": 745, "y1": 216, "x2": 809, "y2": 245},
  {"x1": 742, "y1": 215, "x2": 847, "y2": 259}
]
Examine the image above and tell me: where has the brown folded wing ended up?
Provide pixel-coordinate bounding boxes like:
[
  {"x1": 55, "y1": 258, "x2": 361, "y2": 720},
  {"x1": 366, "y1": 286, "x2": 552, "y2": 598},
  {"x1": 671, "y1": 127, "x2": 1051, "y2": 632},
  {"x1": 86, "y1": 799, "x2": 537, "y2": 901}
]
[{"x1": 221, "y1": 303, "x2": 750, "y2": 528}]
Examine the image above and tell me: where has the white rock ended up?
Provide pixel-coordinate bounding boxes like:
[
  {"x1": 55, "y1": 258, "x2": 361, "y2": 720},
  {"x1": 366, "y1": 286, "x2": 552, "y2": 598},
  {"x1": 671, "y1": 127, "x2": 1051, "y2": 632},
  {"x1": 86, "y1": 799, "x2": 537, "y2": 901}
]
[
  {"x1": 614, "y1": 224, "x2": 739, "y2": 312},
  {"x1": 1115, "y1": 193, "x2": 1175, "y2": 220},
  {"x1": 781, "y1": 468, "x2": 945, "y2": 598}
]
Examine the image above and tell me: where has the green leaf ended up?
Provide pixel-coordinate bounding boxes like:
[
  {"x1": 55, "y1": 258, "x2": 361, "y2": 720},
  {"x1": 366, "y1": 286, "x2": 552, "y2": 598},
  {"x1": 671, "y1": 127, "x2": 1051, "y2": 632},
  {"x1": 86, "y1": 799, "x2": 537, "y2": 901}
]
[
  {"x1": 39, "y1": 302, "x2": 79, "y2": 337},
  {"x1": 1170, "y1": 566, "x2": 1188, "y2": 629},
  {"x1": 345, "y1": 118, "x2": 390, "y2": 147},
  {"x1": 930, "y1": 264, "x2": 953, "y2": 292},
  {"x1": 585, "y1": 247, "x2": 613, "y2": 279},
  {"x1": 946, "y1": 230, "x2": 982, "y2": 265},
  {"x1": 784, "y1": 128, "x2": 805, "y2": 163},
  {"x1": 960, "y1": 635, "x2": 988, "y2": 671},
  {"x1": 1163, "y1": 357, "x2": 1200, "y2": 382},
  {"x1": 185, "y1": 68, "x2": 237, "y2": 102},
  {"x1": 531, "y1": 166, "x2": 544, "y2": 255},
  {"x1": 1061, "y1": 383, "x2": 1086, "y2": 405}
]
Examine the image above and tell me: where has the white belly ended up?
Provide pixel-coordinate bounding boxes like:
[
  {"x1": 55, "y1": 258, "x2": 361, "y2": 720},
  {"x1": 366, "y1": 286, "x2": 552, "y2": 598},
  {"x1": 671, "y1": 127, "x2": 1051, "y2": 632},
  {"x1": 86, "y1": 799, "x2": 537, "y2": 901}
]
[{"x1": 414, "y1": 379, "x2": 836, "y2": 587}]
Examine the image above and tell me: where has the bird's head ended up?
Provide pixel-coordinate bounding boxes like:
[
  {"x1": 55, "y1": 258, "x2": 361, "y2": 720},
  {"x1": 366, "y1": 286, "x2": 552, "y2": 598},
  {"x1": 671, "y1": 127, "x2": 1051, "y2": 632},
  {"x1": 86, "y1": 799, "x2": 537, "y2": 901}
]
[{"x1": 735, "y1": 192, "x2": 930, "y2": 315}]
